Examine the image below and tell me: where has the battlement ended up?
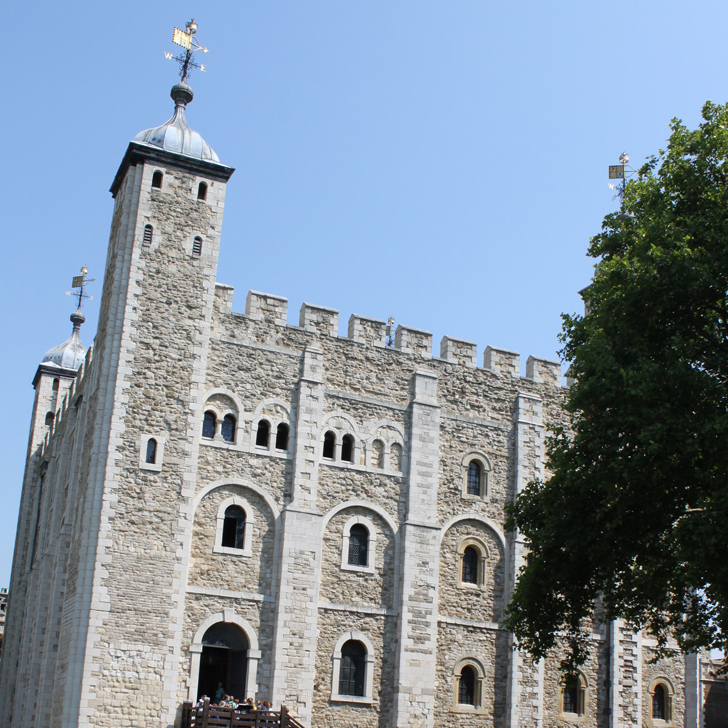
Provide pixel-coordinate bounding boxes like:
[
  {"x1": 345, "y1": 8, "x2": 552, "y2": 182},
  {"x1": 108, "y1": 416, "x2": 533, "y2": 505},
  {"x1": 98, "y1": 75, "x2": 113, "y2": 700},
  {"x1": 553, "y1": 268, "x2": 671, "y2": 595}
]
[{"x1": 216, "y1": 284, "x2": 564, "y2": 386}]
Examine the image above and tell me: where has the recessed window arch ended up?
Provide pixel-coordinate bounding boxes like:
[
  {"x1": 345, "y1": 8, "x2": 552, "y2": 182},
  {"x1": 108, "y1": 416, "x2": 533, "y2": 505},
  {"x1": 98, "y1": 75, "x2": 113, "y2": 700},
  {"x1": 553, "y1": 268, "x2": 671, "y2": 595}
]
[
  {"x1": 331, "y1": 631, "x2": 375, "y2": 704},
  {"x1": 323, "y1": 430, "x2": 336, "y2": 459},
  {"x1": 221, "y1": 414, "x2": 236, "y2": 443},
  {"x1": 461, "y1": 452, "x2": 491, "y2": 500},
  {"x1": 648, "y1": 678, "x2": 674, "y2": 723},
  {"x1": 255, "y1": 419, "x2": 271, "y2": 448},
  {"x1": 45, "y1": 411, "x2": 54, "y2": 427},
  {"x1": 341, "y1": 434, "x2": 354, "y2": 462},
  {"x1": 341, "y1": 515, "x2": 377, "y2": 573},
  {"x1": 453, "y1": 658, "x2": 485, "y2": 713},
  {"x1": 197, "y1": 181, "x2": 208, "y2": 200},
  {"x1": 275, "y1": 422, "x2": 289, "y2": 450},
  {"x1": 214, "y1": 496, "x2": 254, "y2": 556},
  {"x1": 389, "y1": 442, "x2": 403, "y2": 472},
  {"x1": 457, "y1": 537, "x2": 488, "y2": 589},
  {"x1": 202, "y1": 411, "x2": 217, "y2": 440},
  {"x1": 52, "y1": 378, "x2": 60, "y2": 392},
  {"x1": 560, "y1": 672, "x2": 587, "y2": 717},
  {"x1": 371, "y1": 439, "x2": 384, "y2": 469},
  {"x1": 145, "y1": 438, "x2": 157, "y2": 464},
  {"x1": 143, "y1": 224, "x2": 153, "y2": 246},
  {"x1": 192, "y1": 236, "x2": 203, "y2": 257},
  {"x1": 221, "y1": 506, "x2": 246, "y2": 549},
  {"x1": 152, "y1": 170, "x2": 163, "y2": 189}
]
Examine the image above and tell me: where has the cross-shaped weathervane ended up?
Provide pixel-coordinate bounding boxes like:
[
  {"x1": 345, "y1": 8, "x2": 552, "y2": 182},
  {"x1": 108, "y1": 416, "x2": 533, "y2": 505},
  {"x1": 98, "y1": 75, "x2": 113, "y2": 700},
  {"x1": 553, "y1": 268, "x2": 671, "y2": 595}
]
[
  {"x1": 164, "y1": 19, "x2": 209, "y2": 83},
  {"x1": 66, "y1": 266, "x2": 95, "y2": 310}
]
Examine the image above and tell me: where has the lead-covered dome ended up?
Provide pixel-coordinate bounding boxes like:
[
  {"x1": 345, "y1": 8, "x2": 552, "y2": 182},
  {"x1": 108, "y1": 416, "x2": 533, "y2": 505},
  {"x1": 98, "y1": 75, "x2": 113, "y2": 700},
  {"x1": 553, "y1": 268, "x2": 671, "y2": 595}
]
[
  {"x1": 42, "y1": 309, "x2": 87, "y2": 371},
  {"x1": 133, "y1": 83, "x2": 219, "y2": 162}
]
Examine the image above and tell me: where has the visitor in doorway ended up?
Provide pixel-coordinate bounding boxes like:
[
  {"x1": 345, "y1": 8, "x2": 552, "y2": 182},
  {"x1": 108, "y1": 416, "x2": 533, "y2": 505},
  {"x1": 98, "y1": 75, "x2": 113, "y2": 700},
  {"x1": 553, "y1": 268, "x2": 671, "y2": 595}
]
[
  {"x1": 262, "y1": 701, "x2": 272, "y2": 712},
  {"x1": 214, "y1": 683, "x2": 225, "y2": 703}
]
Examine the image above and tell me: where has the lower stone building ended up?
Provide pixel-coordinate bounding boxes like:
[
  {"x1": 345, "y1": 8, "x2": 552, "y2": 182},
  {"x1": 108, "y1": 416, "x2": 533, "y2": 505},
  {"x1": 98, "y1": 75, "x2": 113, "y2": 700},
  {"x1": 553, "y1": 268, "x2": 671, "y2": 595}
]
[{"x1": 0, "y1": 74, "x2": 725, "y2": 728}]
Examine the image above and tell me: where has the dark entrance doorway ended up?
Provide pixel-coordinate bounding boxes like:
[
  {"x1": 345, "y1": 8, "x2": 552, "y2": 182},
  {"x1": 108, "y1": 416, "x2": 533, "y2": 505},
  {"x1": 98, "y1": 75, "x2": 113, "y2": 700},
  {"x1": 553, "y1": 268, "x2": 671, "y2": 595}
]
[{"x1": 197, "y1": 622, "x2": 249, "y2": 701}]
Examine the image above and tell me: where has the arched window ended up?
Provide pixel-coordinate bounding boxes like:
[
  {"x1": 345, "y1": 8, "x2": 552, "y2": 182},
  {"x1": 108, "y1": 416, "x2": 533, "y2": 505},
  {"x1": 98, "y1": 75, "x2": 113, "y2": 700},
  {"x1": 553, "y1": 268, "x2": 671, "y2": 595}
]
[
  {"x1": 275, "y1": 423, "x2": 289, "y2": 450},
  {"x1": 197, "y1": 182, "x2": 208, "y2": 200},
  {"x1": 390, "y1": 442, "x2": 403, "y2": 471},
  {"x1": 323, "y1": 431, "x2": 336, "y2": 459},
  {"x1": 561, "y1": 674, "x2": 586, "y2": 716},
  {"x1": 341, "y1": 434, "x2": 354, "y2": 462},
  {"x1": 145, "y1": 438, "x2": 157, "y2": 464},
  {"x1": 467, "y1": 462, "x2": 481, "y2": 496},
  {"x1": 371, "y1": 439, "x2": 384, "y2": 468},
  {"x1": 462, "y1": 547, "x2": 479, "y2": 584},
  {"x1": 202, "y1": 411, "x2": 216, "y2": 439},
  {"x1": 221, "y1": 415, "x2": 236, "y2": 443},
  {"x1": 192, "y1": 236, "x2": 203, "y2": 257},
  {"x1": 652, "y1": 683, "x2": 666, "y2": 720},
  {"x1": 52, "y1": 378, "x2": 59, "y2": 392},
  {"x1": 458, "y1": 666, "x2": 476, "y2": 705},
  {"x1": 143, "y1": 224, "x2": 153, "y2": 246},
  {"x1": 256, "y1": 420, "x2": 270, "y2": 447},
  {"x1": 338, "y1": 640, "x2": 366, "y2": 697},
  {"x1": 221, "y1": 506, "x2": 246, "y2": 549},
  {"x1": 348, "y1": 525, "x2": 369, "y2": 566},
  {"x1": 152, "y1": 170, "x2": 163, "y2": 189},
  {"x1": 45, "y1": 412, "x2": 54, "y2": 427}
]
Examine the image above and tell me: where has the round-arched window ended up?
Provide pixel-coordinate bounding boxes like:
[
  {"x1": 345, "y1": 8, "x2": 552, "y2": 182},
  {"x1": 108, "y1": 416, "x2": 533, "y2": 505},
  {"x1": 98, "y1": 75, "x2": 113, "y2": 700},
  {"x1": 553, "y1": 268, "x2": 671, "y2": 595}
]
[
  {"x1": 458, "y1": 665, "x2": 476, "y2": 705},
  {"x1": 652, "y1": 683, "x2": 666, "y2": 720},
  {"x1": 339, "y1": 640, "x2": 366, "y2": 696},
  {"x1": 221, "y1": 414, "x2": 236, "y2": 443},
  {"x1": 348, "y1": 525, "x2": 369, "y2": 566},
  {"x1": 202, "y1": 411, "x2": 216, "y2": 439},
  {"x1": 221, "y1": 506, "x2": 246, "y2": 550},
  {"x1": 462, "y1": 546, "x2": 479, "y2": 584}
]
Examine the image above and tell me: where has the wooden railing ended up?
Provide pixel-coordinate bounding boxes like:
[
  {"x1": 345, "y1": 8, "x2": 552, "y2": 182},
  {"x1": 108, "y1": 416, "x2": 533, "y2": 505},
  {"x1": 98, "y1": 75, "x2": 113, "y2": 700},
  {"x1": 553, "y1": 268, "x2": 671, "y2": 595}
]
[{"x1": 181, "y1": 700, "x2": 306, "y2": 728}]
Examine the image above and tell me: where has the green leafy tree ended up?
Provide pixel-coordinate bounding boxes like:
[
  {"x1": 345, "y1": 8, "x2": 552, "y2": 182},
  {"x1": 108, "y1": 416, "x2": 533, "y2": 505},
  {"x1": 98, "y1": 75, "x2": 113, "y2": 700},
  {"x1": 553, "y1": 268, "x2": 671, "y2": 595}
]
[{"x1": 504, "y1": 102, "x2": 728, "y2": 671}]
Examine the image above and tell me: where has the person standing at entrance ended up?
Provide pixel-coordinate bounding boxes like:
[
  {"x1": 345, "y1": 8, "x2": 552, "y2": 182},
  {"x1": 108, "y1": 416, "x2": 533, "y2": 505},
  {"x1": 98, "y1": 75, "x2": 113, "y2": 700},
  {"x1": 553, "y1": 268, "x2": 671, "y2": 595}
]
[{"x1": 214, "y1": 683, "x2": 225, "y2": 704}]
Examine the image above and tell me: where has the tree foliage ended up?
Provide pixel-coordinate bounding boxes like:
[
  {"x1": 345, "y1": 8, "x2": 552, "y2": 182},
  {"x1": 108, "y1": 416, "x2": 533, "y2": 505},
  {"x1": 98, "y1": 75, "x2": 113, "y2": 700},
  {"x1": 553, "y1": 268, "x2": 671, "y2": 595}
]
[{"x1": 504, "y1": 102, "x2": 728, "y2": 671}]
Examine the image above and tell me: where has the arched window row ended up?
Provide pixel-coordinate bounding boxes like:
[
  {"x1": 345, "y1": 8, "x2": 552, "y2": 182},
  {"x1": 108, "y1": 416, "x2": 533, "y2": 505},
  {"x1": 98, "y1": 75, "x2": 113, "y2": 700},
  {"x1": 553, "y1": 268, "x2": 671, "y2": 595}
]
[
  {"x1": 321, "y1": 429, "x2": 404, "y2": 472},
  {"x1": 201, "y1": 409, "x2": 291, "y2": 453}
]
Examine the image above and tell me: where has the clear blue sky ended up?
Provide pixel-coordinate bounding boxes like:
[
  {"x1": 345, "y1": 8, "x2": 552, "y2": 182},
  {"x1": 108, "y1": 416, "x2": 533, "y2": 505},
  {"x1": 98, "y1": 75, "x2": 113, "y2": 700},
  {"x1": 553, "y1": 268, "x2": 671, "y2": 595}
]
[{"x1": 1, "y1": 1, "x2": 725, "y2": 585}]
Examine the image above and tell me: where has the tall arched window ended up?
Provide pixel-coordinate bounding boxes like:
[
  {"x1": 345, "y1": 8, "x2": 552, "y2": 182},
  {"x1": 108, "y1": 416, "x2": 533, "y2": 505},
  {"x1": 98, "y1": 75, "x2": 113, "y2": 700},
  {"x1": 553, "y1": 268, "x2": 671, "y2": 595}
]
[
  {"x1": 45, "y1": 412, "x2": 54, "y2": 427},
  {"x1": 341, "y1": 434, "x2": 354, "y2": 462},
  {"x1": 652, "y1": 683, "x2": 666, "y2": 720},
  {"x1": 256, "y1": 420, "x2": 270, "y2": 447},
  {"x1": 458, "y1": 666, "x2": 476, "y2": 705},
  {"x1": 323, "y1": 431, "x2": 336, "y2": 459},
  {"x1": 275, "y1": 423, "x2": 289, "y2": 450},
  {"x1": 143, "y1": 224, "x2": 153, "y2": 246},
  {"x1": 467, "y1": 462, "x2": 481, "y2": 496},
  {"x1": 462, "y1": 547, "x2": 479, "y2": 584},
  {"x1": 561, "y1": 674, "x2": 585, "y2": 716},
  {"x1": 371, "y1": 439, "x2": 384, "y2": 468},
  {"x1": 197, "y1": 182, "x2": 208, "y2": 200},
  {"x1": 348, "y1": 525, "x2": 369, "y2": 566},
  {"x1": 202, "y1": 411, "x2": 216, "y2": 439},
  {"x1": 221, "y1": 506, "x2": 246, "y2": 549},
  {"x1": 52, "y1": 378, "x2": 60, "y2": 392},
  {"x1": 390, "y1": 442, "x2": 403, "y2": 471},
  {"x1": 152, "y1": 170, "x2": 163, "y2": 189},
  {"x1": 145, "y1": 438, "x2": 157, "y2": 464},
  {"x1": 339, "y1": 641, "x2": 366, "y2": 697},
  {"x1": 221, "y1": 414, "x2": 236, "y2": 443}
]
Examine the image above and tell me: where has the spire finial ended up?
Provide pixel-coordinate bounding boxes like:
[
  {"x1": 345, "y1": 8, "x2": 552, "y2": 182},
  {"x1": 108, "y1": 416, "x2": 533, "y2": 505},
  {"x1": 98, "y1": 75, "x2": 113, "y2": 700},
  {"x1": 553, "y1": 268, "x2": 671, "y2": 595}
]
[
  {"x1": 65, "y1": 265, "x2": 94, "y2": 327},
  {"x1": 165, "y1": 19, "x2": 209, "y2": 87}
]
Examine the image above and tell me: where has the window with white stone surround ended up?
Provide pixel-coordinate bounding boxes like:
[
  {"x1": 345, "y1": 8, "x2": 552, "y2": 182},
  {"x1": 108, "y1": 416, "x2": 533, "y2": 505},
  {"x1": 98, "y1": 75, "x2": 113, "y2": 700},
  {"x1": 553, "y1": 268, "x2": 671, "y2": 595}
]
[
  {"x1": 461, "y1": 451, "x2": 491, "y2": 500},
  {"x1": 139, "y1": 434, "x2": 165, "y2": 472},
  {"x1": 341, "y1": 515, "x2": 377, "y2": 573},
  {"x1": 457, "y1": 537, "x2": 488, "y2": 590},
  {"x1": 452, "y1": 658, "x2": 485, "y2": 713},
  {"x1": 331, "y1": 631, "x2": 375, "y2": 704},
  {"x1": 213, "y1": 496, "x2": 254, "y2": 556}
]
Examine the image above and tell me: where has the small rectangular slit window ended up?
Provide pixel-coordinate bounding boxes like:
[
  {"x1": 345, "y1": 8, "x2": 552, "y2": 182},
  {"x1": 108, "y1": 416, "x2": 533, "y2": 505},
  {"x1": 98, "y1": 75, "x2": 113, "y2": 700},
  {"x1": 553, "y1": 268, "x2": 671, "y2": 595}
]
[
  {"x1": 143, "y1": 225, "x2": 153, "y2": 246},
  {"x1": 192, "y1": 237, "x2": 203, "y2": 257}
]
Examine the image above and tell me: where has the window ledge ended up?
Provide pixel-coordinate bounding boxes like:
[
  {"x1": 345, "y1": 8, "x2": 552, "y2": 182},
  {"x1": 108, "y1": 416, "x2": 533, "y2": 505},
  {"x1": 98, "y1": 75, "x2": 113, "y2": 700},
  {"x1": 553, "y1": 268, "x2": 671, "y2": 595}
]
[
  {"x1": 213, "y1": 545, "x2": 252, "y2": 558},
  {"x1": 557, "y1": 713, "x2": 587, "y2": 723},
  {"x1": 330, "y1": 694, "x2": 373, "y2": 705},
  {"x1": 461, "y1": 492, "x2": 487, "y2": 502},
  {"x1": 457, "y1": 582, "x2": 485, "y2": 592},
  {"x1": 341, "y1": 564, "x2": 376, "y2": 575},
  {"x1": 140, "y1": 462, "x2": 162, "y2": 472},
  {"x1": 451, "y1": 705, "x2": 486, "y2": 715}
]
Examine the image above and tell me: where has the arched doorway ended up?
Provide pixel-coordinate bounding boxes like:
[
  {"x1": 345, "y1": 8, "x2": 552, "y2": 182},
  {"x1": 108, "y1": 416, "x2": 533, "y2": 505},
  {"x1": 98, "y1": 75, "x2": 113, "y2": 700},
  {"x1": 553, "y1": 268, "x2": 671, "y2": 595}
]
[{"x1": 197, "y1": 622, "x2": 248, "y2": 701}]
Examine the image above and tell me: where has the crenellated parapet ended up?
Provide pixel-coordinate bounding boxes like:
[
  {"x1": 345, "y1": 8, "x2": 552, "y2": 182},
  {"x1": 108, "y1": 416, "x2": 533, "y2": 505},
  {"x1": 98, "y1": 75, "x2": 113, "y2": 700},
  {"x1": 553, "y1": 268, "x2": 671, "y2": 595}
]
[{"x1": 216, "y1": 284, "x2": 564, "y2": 386}]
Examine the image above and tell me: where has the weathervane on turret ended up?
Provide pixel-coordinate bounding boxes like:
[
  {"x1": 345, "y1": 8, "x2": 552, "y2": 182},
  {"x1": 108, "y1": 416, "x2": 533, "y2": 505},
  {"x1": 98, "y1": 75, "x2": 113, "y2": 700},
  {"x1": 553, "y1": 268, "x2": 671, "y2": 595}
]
[
  {"x1": 608, "y1": 152, "x2": 636, "y2": 208},
  {"x1": 65, "y1": 265, "x2": 95, "y2": 311},
  {"x1": 164, "y1": 19, "x2": 209, "y2": 83}
]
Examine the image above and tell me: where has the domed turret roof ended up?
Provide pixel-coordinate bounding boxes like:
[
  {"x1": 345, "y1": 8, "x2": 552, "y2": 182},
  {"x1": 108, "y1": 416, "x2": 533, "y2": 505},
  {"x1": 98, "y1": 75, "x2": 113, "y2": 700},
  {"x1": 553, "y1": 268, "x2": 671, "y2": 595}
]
[
  {"x1": 42, "y1": 309, "x2": 87, "y2": 371},
  {"x1": 133, "y1": 83, "x2": 219, "y2": 162}
]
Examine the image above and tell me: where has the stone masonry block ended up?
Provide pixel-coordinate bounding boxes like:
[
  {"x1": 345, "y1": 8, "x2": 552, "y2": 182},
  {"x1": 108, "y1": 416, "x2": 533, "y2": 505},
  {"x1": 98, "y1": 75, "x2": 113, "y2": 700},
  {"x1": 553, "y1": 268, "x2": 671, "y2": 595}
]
[
  {"x1": 439, "y1": 336, "x2": 477, "y2": 368},
  {"x1": 246, "y1": 290, "x2": 288, "y2": 326},
  {"x1": 214, "y1": 283, "x2": 234, "y2": 315},
  {"x1": 347, "y1": 314, "x2": 387, "y2": 347},
  {"x1": 484, "y1": 345, "x2": 520, "y2": 377},
  {"x1": 395, "y1": 325, "x2": 432, "y2": 357},
  {"x1": 299, "y1": 303, "x2": 339, "y2": 337},
  {"x1": 525, "y1": 355, "x2": 561, "y2": 386}
]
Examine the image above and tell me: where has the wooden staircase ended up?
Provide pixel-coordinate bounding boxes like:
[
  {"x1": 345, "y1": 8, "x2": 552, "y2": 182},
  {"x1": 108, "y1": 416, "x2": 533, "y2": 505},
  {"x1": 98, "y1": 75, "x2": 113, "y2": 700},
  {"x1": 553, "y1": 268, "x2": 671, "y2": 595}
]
[{"x1": 181, "y1": 700, "x2": 306, "y2": 728}]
